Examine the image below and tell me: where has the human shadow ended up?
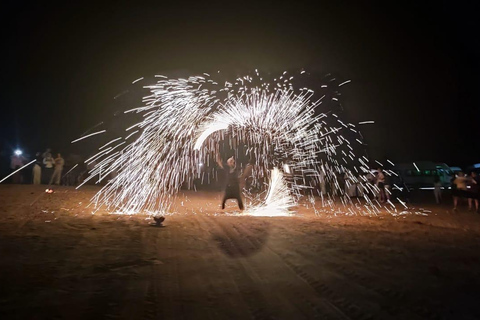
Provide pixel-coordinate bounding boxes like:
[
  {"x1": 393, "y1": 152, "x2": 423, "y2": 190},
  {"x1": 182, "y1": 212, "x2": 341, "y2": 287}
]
[{"x1": 211, "y1": 220, "x2": 270, "y2": 258}]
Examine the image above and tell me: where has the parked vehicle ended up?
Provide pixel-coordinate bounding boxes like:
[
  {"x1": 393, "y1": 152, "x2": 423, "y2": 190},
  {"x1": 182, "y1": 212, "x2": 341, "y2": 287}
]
[
  {"x1": 391, "y1": 161, "x2": 453, "y2": 189},
  {"x1": 466, "y1": 163, "x2": 480, "y2": 174},
  {"x1": 448, "y1": 166, "x2": 463, "y2": 174}
]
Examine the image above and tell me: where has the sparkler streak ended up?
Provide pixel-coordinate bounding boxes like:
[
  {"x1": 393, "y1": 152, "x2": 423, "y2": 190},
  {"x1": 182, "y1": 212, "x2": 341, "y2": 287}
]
[
  {"x1": 0, "y1": 160, "x2": 35, "y2": 184},
  {"x1": 71, "y1": 130, "x2": 106, "y2": 143}
]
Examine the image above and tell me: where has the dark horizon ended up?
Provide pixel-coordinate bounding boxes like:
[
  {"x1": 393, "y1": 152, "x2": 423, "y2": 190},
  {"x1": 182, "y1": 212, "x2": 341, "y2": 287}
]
[{"x1": 1, "y1": 1, "x2": 479, "y2": 169}]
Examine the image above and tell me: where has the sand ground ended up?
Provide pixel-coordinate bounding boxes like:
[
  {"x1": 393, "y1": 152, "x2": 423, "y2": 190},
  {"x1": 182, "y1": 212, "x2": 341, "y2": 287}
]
[{"x1": 1, "y1": 185, "x2": 480, "y2": 319}]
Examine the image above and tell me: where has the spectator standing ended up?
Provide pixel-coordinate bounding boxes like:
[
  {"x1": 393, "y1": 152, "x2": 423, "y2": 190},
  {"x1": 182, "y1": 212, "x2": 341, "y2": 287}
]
[
  {"x1": 433, "y1": 174, "x2": 442, "y2": 204},
  {"x1": 42, "y1": 150, "x2": 54, "y2": 184},
  {"x1": 10, "y1": 152, "x2": 25, "y2": 184},
  {"x1": 32, "y1": 152, "x2": 42, "y2": 184},
  {"x1": 319, "y1": 169, "x2": 327, "y2": 195},
  {"x1": 376, "y1": 168, "x2": 386, "y2": 203},
  {"x1": 453, "y1": 171, "x2": 469, "y2": 211},
  {"x1": 467, "y1": 172, "x2": 479, "y2": 213},
  {"x1": 366, "y1": 171, "x2": 376, "y2": 199},
  {"x1": 50, "y1": 153, "x2": 65, "y2": 185},
  {"x1": 384, "y1": 171, "x2": 392, "y2": 202}
]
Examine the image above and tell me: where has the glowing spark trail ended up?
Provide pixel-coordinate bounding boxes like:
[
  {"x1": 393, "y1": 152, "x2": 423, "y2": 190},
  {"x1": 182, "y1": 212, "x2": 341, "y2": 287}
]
[
  {"x1": 413, "y1": 162, "x2": 420, "y2": 172},
  {"x1": 247, "y1": 168, "x2": 295, "y2": 216},
  {"x1": 194, "y1": 121, "x2": 230, "y2": 150},
  {"x1": 71, "y1": 130, "x2": 106, "y2": 144},
  {"x1": 338, "y1": 80, "x2": 351, "y2": 87},
  {"x1": 0, "y1": 160, "x2": 35, "y2": 184},
  {"x1": 62, "y1": 164, "x2": 78, "y2": 177},
  {"x1": 358, "y1": 121, "x2": 375, "y2": 125}
]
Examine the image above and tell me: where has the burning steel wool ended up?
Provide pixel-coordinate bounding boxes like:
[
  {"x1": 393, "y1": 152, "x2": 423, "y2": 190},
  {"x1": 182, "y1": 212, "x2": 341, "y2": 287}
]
[{"x1": 75, "y1": 70, "x2": 402, "y2": 216}]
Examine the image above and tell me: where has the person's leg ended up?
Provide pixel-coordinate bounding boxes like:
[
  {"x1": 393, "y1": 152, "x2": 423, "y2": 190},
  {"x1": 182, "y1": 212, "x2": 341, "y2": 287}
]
[
  {"x1": 12, "y1": 166, "x2": 20, "y2": 184},
  {"x1": 221, "y1": 192, "x2": 228, "y2": 209},
  {"x1": 453, "y1": 196, "x2": 458, "y2": 210},
  {"x1": 35, "y1": 167, "x2": 41, "y2": 184},
  {"x1": 55, "y1": 169, "x2": 62, "y2": 185},
  {"x1": 379, "y1": 188, "x2": 385, "y2": 202},
  {"x1": 46, "y1": 168, "x2": 53, "y2": 185},
  {"x1": 49, "y1": 170, "x2": 56, "y2": 185},
  {"x1": 236, "y1": 193, "x2": 244, "y2": 210},
  {"x1": 321, "y1": 182, "x2": 326, "y2": 195},
  {"x1": 468, "y1": 197, "x2": 473, "y2": 211},
  {"x1": 33, "y1": 165, "x2": 40, "y2": 184}
]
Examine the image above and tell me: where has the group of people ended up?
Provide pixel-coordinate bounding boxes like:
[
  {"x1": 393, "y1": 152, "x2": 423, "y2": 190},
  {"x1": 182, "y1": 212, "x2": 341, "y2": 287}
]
[
  {"x1": 34, "y1": 149, "x2": 65, "y2": 185},
  {"x1": 451, "y1": 171, "x2": 479, "y2": 212},
  {"x1": 10, "y1": 148, "x2": 65, "y2": 185}
]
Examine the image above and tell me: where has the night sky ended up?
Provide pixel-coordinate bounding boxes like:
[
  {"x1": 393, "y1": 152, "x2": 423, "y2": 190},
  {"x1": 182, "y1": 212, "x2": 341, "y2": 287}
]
[{"x1": 1, "y1": 0, "x2": 479, "y2": 170}]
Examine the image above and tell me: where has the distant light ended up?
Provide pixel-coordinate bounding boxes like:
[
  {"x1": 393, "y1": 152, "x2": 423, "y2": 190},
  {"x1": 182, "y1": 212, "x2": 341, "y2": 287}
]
[
  {"x1": 199, "y1": 163, "x2": 203, "y2": 167},
  {"x1": 14, "y1": 149, "x2": 22, "y2": 156}
]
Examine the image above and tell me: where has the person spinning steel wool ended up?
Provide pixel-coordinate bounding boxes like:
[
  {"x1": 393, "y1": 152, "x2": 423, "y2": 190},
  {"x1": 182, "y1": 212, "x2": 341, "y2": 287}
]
[{"x1": 216, "y1": 153, "x2": 252, "y2": 211}]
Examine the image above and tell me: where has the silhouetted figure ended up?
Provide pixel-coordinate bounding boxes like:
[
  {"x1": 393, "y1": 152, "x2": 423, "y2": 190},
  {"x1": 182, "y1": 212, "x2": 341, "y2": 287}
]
[
  {"x1": 384, "y1": 171, "x2": 392, "y2": 202},
  {"x1": 467, "y1": 172, "x2": 479, "y2": 213},
  {"x1": 433, "y1": 174, "x2": 442, "y2": 204},
  {"x1": 42, "y1": 149, "x2": 54, "y2": 184},
  {"x1": 453, "y1": 171, "x2": 468, "y2": 211},
  {"x1": 376, "y1": 168, "x2": 386, "y2": 203}
]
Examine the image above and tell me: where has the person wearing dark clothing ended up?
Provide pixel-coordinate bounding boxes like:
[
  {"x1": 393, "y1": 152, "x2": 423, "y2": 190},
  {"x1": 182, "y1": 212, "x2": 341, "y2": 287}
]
[
  {"x1": 216, "y1": 154, "x2": 252, "y2": 210},
  {"x1": 376, "y1": 168, "x2": 386, "y2": 203},
  {"x1": 453, "y1": 172, "x2": 469, "y2": 211},
  {"x1": 42, "y1": 149, "x2": 54, "y2": 184},
  {"x1": 468, "y1": 172, "x2": 479, "y2": 213},
  {"x1": 433, "y1": 174, "x2": 442, "y2": 204}
]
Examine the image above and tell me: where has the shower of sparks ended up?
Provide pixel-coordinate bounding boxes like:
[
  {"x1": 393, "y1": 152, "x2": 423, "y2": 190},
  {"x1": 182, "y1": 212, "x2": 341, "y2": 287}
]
[
  {"x1": 246, "y1": 167, "x2": 295, "y2": 216},
  {"x1": 77, "y1": 71, "x2": 400, "y2": 216}
]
